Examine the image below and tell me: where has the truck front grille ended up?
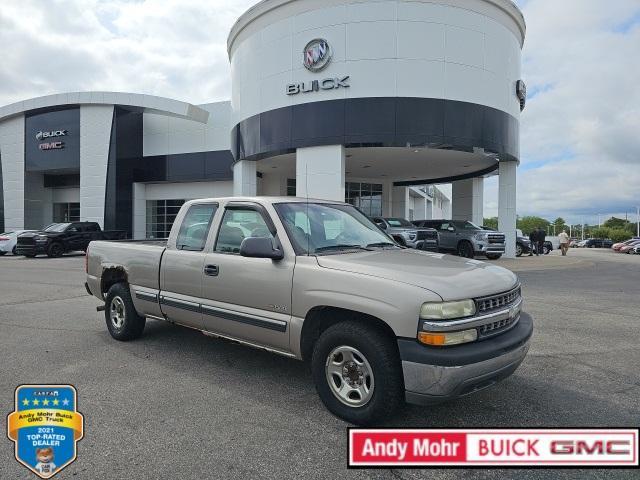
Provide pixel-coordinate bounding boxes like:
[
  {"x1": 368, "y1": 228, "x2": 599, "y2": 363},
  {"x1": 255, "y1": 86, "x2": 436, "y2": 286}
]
[
  {"x1": 416, "y1": 230, "x2": 438, "y2": 240},
  {"x1": 476, "y1": 287, "x2": 521, "y2": 314},
  {"x1": 488, "y1": 234, "x2": 505, "y2": 244},
  {"x1": 17, "y1": 237, "x2": 35, "y2": 247},
  {"x1": 478, "y1": 315, "x2": 517, "y2": 338}
]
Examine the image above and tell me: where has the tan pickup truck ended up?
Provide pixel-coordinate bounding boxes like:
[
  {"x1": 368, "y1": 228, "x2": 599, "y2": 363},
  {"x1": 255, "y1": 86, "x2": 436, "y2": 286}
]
[{"x1": 85, "y1": 197, "x2": 532, "y2": 424}]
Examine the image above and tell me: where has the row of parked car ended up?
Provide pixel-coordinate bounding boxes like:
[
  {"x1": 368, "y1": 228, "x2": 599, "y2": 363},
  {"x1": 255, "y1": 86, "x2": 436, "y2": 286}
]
[
  {"x1": 611, "y1": 237, "x2": 640, "y2": 254},
  {"x1": 0, "y1": 222, "x2": 126, "y2": 257}
]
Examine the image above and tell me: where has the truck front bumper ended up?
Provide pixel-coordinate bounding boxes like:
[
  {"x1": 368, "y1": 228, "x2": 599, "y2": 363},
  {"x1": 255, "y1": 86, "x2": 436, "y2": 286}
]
[{"x1": 398, "y1": 312, "x2": 533, "y2": 405}]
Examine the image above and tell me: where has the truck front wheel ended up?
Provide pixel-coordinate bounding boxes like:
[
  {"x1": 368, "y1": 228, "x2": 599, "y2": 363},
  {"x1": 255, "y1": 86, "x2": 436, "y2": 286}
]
[
  {"x1": 311, "y1": 321, "x2": 403, "y2": 425},
  {"x1": 105, "y1": 283, "x2": 146, "y2": 341},
  {"x1": 47, "y1": 243, "x2": 64, "y2": 258}
]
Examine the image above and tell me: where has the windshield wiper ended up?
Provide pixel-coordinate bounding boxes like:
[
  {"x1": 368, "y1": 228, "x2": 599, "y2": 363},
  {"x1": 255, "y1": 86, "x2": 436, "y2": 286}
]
[
  {"x1": 366, "y1": 242, "x2": 398, "y2": 249},
  {"x1": 314, "y1": 244, "x2": 372, "y2": 253}
]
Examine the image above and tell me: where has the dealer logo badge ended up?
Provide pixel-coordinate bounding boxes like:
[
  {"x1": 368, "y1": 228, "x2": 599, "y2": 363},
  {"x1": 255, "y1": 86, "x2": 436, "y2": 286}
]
[
  {"x1": 7, "y1": 385, "x2": 84, "y2": 478},
  {"x1": 303, "y1": 38, "x2": 332, "y2": 72}
]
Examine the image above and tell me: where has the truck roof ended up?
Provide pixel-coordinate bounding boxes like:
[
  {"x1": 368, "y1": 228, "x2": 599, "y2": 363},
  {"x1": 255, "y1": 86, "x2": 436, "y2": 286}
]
[{"x1": 183, "y1": 196, "x2": 348, "y2": 206}]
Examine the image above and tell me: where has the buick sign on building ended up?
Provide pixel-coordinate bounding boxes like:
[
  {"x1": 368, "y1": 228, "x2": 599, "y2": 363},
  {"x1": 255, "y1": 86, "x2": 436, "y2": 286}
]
[{"x1": 0, "y1": 0, "x2": 526, "y2": 256}]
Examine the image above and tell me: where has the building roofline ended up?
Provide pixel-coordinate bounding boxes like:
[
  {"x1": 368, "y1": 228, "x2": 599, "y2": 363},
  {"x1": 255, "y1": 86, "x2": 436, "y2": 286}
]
[
  {"x1": 228, "y1": 0, "x2": 526, "y2": 56},
  {"x1": 0, "y1": 91, "x2": 209, "y2": 123}
]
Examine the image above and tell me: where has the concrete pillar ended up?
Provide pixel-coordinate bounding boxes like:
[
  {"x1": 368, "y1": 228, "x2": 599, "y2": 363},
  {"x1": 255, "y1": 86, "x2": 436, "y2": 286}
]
[
  {"x1": 0, "y1": 115, "x2": 25, "y2": 231},
  {"x1": 233, "y1": 160, "x2": 257, "y2": 196},
  {"x1": 132, "y1": 183, "x2": 146, "y2": 239},
  {"x1": 452, "y1": 177, "x2": 484, "y2": 225},
  {"x1": 296, "y1": 145, "x2": 344, "y2": 201},
  {"x1": 498, "y1": 161, "x2": 517, "y2": 258},
  {"x1": 80, "y1": 105, "x2": 114, "y2": 227},
  {"x1": 391, "y1": 186, "x2": 409, "y2": 218}
]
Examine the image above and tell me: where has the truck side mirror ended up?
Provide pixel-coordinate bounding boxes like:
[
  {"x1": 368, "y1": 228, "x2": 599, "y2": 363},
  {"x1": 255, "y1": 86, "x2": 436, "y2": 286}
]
[
  {"x1": 240, "y1": 237, "x2": 284, "y2": 260},
  {"x1": 447, "y1": 226, "x2": 455, "y2": 232}
]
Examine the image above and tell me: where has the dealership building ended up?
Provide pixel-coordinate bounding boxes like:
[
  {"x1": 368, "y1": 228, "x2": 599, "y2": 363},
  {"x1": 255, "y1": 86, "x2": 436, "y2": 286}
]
[{"x1": 0, "y1": 0, "x2": 525, "y2": 255}]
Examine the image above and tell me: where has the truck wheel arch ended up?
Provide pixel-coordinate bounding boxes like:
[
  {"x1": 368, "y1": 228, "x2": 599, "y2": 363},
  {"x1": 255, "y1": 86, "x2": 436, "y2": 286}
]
[
  {"x1": 101, "y1": 266, "x2": 129, "y2": 296},
  {"x1": 299, "y1": 306, "x2": 398, "y2": 362}
]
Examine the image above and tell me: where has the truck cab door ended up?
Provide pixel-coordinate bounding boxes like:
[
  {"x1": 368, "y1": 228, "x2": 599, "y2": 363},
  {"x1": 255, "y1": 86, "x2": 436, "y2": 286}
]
[
  {"x1": 159, "y1": 203, "x2": 219, "y2": 330},
  {"x1": 65, "y1": 223, "x2": 83, "y2": 251},
  {"x1": 439, "y1": 222, "x2": 456, "y2": 250},
  {"x1": 201, "y1": 203, "x2": 293, "y2": 352}
]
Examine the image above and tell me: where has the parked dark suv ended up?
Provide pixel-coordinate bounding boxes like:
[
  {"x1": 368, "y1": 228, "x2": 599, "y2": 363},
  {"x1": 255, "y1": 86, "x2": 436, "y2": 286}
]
[
  {"x1": 584, "y1": 238, "x2": 614, "y2": 249},
  {"x1": 16, "y1": 222, "x2": 126, "y2": 258}
]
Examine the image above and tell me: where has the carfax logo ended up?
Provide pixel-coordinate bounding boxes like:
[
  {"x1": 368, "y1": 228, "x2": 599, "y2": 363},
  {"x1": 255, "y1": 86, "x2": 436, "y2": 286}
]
[{"x1": 7, "y1": 385, "x2": 84, "y2": 478}]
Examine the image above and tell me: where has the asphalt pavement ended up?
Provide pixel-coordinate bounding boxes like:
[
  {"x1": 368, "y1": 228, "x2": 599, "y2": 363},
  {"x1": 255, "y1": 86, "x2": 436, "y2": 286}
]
[{"x1": 0, "y1": 249, "x2": 638, "y2": 479}]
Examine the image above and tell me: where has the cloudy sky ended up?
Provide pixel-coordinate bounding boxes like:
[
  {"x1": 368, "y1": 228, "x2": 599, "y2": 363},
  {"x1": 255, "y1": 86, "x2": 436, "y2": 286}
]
[{"x1": 1, "y1": 0, "x2": 638, "y2": 225}]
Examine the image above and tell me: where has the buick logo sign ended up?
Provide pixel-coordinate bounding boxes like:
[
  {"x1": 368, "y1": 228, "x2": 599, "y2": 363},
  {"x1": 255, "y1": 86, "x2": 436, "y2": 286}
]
[
  {"x1": 303, "y1": 38, "x2": 332, "y2": 72},
  {"x1": 36, "y1": 129, "x2": 67, "y2": 141}
]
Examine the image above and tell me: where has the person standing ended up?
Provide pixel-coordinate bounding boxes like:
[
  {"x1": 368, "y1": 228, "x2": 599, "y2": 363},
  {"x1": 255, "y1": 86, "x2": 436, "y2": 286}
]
[
  {"x1": 558, "y1": 229, "x2": 570, "y2": 256},
  {"x1": 528, "y1": 229, "x2": 536, "y2": 256},
  {"x1": 537, "y1": 227, "x2": 546, "y2": 256}
]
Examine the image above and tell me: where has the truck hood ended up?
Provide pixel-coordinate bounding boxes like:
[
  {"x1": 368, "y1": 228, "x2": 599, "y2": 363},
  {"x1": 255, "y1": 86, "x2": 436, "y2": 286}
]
[
  {"x1": 19, "y1": 231, "x2": 60, "y2": 238},
  {"x1": 316, "y1": 249, "x2": 518, "y2": 301}
]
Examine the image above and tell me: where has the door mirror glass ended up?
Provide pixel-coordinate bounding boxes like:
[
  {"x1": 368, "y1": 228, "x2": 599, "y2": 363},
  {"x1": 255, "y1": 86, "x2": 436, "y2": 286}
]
[
  {"x1": 447, "y1": 226, "x2": 455, "y2": 232},
  {"x1": 240, "y1": 237, "x2": 283, "y2": 260}
]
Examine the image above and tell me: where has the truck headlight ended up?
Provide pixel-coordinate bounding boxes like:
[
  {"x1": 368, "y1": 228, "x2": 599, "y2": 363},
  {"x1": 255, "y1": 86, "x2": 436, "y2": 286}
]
[
  {"x1": 420, "y1": 299, "x2": 476, "y2": 320},
  {"x1": 407, "y1": 230, "x2": 417, "y2": 240},
  {"x1": 34, "y1": 235, "x2": 48, "y2": 243},
  {"x1": 418, "y1": 329, "x2": 478, "y2": 346},
  {"x1": 474, "y1": 232, "x2": 488, "y2": 241}
]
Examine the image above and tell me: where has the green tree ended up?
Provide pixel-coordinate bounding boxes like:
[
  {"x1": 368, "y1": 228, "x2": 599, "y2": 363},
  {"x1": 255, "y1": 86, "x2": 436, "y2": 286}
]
[
  {"x1": 517, "y1": 216, "x2": 550, "y2": 235},
  {"x1": 603, "y1": 217, "x2": 630, "y2": 229},
  {"x1": 590, "y1": 227, "x2": 611, "y2": 239},
  {"x1": 483, "y1": 217, "x2": 498, "y2": 230}
]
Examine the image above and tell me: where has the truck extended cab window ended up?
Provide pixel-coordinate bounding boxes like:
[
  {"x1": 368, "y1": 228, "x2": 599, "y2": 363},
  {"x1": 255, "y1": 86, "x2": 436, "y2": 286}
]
[
  {"x1": 176, "y1": 204, "x2": 217, "y2": 251},
  {"x1": 215, "y1": 209, "x2": 273, "y2": 254}
]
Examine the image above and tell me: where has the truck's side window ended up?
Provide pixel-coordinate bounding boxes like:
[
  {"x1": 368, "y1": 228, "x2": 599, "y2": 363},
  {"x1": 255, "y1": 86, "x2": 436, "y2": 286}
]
[
  {"x1": 215, "y1": 208, "x2": 274, "y2": 254},
  {"x1": 176, "y1": 204, "x2": 218, "y2": 251}
]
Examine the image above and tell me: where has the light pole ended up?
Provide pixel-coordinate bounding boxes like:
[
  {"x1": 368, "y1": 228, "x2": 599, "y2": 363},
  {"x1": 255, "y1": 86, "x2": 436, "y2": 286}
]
[{"x1": 636, "y1": 206, "x2": 639, "y2": 237}]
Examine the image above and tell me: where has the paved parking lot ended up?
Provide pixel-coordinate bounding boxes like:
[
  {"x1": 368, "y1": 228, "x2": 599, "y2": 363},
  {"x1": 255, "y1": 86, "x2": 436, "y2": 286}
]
[{"x1": 0, "y1": 249, "x2": 638, "y2": 479}]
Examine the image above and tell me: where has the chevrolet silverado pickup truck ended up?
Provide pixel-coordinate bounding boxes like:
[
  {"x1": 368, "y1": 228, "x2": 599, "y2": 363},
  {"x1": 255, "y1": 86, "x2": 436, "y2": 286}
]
[
  {"x1": 17, "y1": 222, "x2": 126, "y2": 258},
  {"x1": 85, "y1": 197, "x2": 532, "y2": 425}
]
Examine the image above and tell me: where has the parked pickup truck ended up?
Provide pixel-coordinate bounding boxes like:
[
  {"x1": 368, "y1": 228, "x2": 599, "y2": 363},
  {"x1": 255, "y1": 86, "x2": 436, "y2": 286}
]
[
  {"x1": 371, "y1": 217, "x2": 439, "y2": 251},
  {"x1": 414, "y1": 220, "x2": 506, "y2": 259},
  {"x1": 85, "y1": 197, "x2": 532, "y2": 424},
  {"x1": 17, "y1": 222, "x2": 126, "y2": 258}
]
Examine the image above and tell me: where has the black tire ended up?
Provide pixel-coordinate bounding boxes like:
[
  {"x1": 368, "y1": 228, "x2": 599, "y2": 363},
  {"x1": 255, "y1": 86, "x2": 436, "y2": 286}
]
[
  {"x1": 486, "y1": 254, "x2": 502, "y2": 260},
  {"x1": 393, "y1": 236, "x2": 406, "y2": 247},
  {"x1": 457, "y1": 240, "x2": 474, "y2": 259},
  {"x1": 311, "y1": 321, "x2": 403, "y2": 425},
  {"x1": 515, "y1": 244, "x2": 523, "y2": 257},
  {"x1": 104, "y1": 283, "x2": 146, "y2": 341},
  {"x1": 24, "y1": 253, "x2": 37, "y2": 258},
  {"x1": 12, "y1": 246, "x2": 18, "y2": 255},
  {"x1": 543, "y1": 246, "x2": 550, "y2": 255},
  {"x1": 47, "y1": 243, "x2": 64, "y2": 258}
]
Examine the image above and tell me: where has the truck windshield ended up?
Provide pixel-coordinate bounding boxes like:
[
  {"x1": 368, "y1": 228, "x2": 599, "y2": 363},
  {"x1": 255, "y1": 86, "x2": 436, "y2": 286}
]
[
  {"x1": 453, "y1": 221, "x2": 483, "y2": 230},
  {"x1": 274, "y1": 203, "x2": 396, "y2": 255},
  {"x1": 44, "y1": 223, "x2": 71, "y2": 232},
  {"x1": 385, "y1": 218, "x2": 414, "y2": 228}
]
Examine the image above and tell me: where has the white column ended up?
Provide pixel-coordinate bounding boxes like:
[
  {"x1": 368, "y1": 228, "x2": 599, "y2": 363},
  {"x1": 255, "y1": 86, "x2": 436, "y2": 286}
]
[
  {"x1": 498, "y1": 161, "x2": 517, "y2": 258},
  {"x1": 391, "y1": 186, "x2": 409, "y2": 218},
  {"x1": 0, "y1": 115, "x2": 25, "y2": 231},
  {"x1": 132, "y1": 183, "x2": 146, "y2": 240},
  {"x1": 452, "y1": 177, "x2": 484, "y2": 225},
  {"x1": 233, "y1": 160, "x2": 257, "y2": 196},
  {"x1": 80, "y1": 105, "x2": 114, "y2": 227},
  {"x1": 295, "y1": 145, "x2": 345, "y2": 201}
]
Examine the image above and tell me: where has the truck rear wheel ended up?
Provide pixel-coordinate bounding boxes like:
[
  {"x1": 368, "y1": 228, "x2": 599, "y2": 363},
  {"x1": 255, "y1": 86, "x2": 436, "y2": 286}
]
[
  {"x1": 105, "y1": 283, "x2": 146, "y2": 341},
  {"x1": 311, "y1": 321, "x2": 403, "y2": 425}
]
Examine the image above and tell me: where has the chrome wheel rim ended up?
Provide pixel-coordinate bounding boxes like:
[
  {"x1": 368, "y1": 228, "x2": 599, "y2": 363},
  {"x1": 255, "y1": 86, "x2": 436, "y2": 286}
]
[
  {"x1": 110, "y1": 296, "x2": 126, "y2": 329},
  {"x1": 325, "y1": 346, "x2": 374, "y2": 408},
  {"x1": 516, "y1": 245, "x2": 522, "y2": 256}
]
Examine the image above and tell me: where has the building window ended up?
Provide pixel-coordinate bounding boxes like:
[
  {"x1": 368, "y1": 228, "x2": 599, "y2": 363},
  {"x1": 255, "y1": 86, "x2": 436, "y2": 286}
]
[
  {"x1": 53, "y1": 203, "x2": 80, "y2": 223},
  {"x1": 346, "y1": 182, "x2": 383, "y2": 217},
  {"x1": 287, "y1": 178, "x2": 296, "y2": 196},
  {"x1": 146, "y1": 199, "x2": 185, "y2": 239}
]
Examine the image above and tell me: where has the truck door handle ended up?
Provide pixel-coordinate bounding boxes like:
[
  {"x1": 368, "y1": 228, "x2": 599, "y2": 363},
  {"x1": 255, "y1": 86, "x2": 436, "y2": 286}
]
[{"x1": 204, "y1": 264, "x2": 219, "y2": 276}]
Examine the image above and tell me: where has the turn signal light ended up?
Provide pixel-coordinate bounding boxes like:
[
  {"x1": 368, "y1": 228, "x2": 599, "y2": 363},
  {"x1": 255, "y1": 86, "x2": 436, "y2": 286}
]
[{"x1": 418, "y1": 328, "x2": 478, "y2": 346}]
